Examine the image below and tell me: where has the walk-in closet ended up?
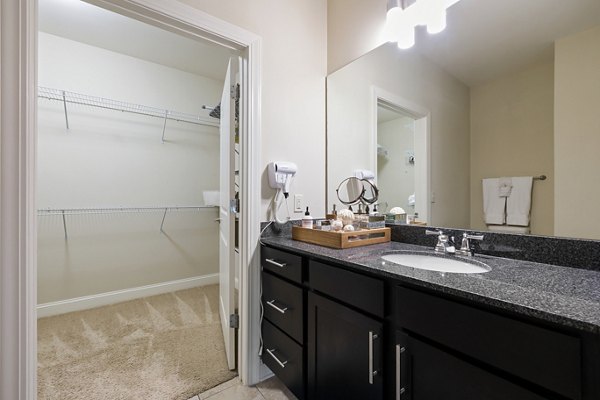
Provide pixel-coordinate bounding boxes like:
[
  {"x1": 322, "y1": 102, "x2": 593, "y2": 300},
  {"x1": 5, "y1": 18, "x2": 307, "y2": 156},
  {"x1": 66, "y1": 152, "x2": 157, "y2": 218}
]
[{"x1": 36, "y1": 1, "x2": 239, "y2": 399}]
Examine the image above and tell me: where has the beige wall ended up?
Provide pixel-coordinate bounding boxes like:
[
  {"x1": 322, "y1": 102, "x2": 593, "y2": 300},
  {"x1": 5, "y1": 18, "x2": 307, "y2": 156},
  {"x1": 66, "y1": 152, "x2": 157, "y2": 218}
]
[
  {"x1": 180, "y1": 0, "x2": 328, "y2": 219},
  {"x1": 470, "y1": 61, "x2": 555, "y2": 236},
  {"x1": 327, "y1": 0, "x2": 387, "y2": 73},
  {"x1": 555, "y1": 26, "x2": 600, "y2": 240},
  {"x1": 327, "y1": 43, "x2": 471, "y2": 228}
]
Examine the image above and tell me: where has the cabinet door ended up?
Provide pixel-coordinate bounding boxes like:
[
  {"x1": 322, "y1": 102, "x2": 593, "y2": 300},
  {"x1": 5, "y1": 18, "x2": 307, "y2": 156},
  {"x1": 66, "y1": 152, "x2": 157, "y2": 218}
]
[
  {"x1": 307, "y1": 292, "x2": 383, "y2": 400},
  {"x1": 395, "y1": 331, "x2": 547, "y2": 400}
]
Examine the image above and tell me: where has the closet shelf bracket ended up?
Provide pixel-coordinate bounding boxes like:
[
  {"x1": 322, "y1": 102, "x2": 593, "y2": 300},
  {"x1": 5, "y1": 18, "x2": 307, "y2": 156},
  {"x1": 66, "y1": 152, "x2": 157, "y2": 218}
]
[
  {"x1": 61, "y1": 210, "x2": 68, "y2": 239},
  {"x1": 160, "y1": 208, "x2": 168, "y2": 233},
  {"x1": 62, "y1": 90, "x2": 70, "y2": 130},
  {"x1": 161, "y1": 111, "x2": 169, "y2": 143}
]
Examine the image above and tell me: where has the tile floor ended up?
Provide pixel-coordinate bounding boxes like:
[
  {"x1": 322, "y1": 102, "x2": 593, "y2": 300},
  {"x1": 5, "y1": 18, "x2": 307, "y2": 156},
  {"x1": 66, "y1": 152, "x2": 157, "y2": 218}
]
[{"x1": 189, "y1": 376, "x2": 298, "y2": 400}]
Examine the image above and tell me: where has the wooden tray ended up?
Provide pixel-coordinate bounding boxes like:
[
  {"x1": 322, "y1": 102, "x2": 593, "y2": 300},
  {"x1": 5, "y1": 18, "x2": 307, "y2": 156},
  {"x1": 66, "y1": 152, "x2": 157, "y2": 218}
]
[{"x1": 292, "y1": 226, "x2": 391, "y2": 249}]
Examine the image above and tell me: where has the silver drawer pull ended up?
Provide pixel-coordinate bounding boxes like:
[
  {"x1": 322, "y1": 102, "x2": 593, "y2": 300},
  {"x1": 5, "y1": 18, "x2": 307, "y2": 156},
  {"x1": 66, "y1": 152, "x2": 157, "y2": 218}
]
[
  {"x1": 369, "y1": 331, "x2": 379, "y2": 384},
  {"x1": 266, "y1": 300, "x2": 288, "y2": 314},
  {"x1": 396, "y1": 345, "x2": 406, "y2": 399},
  {"x1": 266, "y1": 348, "x2": 288, "y2": 369},
  {"x1": 265, "y1": 258, "x2": 287, "y2": 268}
]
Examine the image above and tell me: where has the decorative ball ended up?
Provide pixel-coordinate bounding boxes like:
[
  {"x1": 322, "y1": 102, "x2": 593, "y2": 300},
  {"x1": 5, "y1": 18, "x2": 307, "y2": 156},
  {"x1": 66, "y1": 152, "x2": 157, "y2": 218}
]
[
  {"x1": 389, "y1": 207, "x2": 406, "y2": 215},
  {"x1": 343, "y1": 224, "x2": 355, "y2": 232},
  {"x1": 337, "y1": 209, "x2": 355, "y2": 226},
  {"x1": 331, "y1": 219, "x2": 344, "y2": 231}
]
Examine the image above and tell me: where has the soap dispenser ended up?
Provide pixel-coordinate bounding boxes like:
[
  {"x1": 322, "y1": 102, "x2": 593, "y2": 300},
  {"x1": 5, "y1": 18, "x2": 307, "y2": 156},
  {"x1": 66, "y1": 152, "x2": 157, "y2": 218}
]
[{"x1": 302, "y1": 207, "x2": 313, "y2": 229}]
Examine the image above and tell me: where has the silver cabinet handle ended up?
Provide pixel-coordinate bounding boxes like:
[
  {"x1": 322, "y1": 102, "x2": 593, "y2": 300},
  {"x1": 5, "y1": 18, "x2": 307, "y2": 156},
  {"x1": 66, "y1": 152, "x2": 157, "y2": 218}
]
[
  {"x1": 369, "y1": 331, "x2": 379, "y2": 384},
  {"x1": 265, "y1": 258, "x2": 286, "y2": 268},
  {"x1": 266, "y1": 300, "x2": 288, "y2": 314},
  {"x1": 396, "y1": 345, "x2": 406, "y2": 399},
  {"x1": 266, "y1": 348, "x2": 288, "y2": 369}
]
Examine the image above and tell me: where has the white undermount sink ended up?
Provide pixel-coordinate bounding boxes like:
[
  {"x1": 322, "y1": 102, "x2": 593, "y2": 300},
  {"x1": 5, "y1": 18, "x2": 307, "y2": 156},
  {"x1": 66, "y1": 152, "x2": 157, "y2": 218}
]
[{"x1": 381, "y1": 253, "x2": 491, "y2": 274}]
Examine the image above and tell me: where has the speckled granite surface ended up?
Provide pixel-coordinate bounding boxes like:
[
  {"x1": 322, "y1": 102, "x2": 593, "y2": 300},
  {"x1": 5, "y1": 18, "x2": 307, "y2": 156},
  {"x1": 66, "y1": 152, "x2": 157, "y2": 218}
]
[
  {"x1": 388, "y1": 224, "x2": 600, "y2": 271},
  {"x1": 260, "y1": 236, "x2": 600, "y2": 334}
]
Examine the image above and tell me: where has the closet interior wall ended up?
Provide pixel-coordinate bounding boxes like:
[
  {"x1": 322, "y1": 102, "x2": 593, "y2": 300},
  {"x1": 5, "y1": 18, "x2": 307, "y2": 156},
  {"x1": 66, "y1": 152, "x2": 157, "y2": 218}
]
[{"x1": 37, "y1": 32, "x2": 224, "y2": 308}]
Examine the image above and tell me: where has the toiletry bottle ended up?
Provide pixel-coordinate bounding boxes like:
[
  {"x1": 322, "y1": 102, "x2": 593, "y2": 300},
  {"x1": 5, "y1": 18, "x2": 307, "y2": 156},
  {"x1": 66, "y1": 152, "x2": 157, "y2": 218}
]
[
  {"x1": 302, "y1": 207, "x2": 313, "y2": 229},
  {"x1": 327, "y1": 204, "x2": 338, "y2": 220}
]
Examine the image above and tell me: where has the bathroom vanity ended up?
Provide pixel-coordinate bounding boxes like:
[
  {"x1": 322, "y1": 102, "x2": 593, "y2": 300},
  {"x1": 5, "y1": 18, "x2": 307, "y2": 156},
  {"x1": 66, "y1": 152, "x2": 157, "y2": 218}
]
[{"x1": 259, "y1": 236, "x2": 600, "y2": 400}]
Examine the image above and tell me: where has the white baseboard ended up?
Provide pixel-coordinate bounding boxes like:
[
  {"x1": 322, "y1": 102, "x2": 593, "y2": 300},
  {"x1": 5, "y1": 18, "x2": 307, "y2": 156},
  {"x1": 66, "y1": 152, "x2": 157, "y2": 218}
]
[{"x1": 37, "y1": 273, "x2": 219, "y2": 318}]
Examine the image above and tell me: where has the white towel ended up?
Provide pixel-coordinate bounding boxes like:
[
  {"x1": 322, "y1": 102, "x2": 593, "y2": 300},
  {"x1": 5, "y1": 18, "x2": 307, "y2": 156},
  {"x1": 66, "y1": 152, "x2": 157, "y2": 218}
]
[
  {"x1": 487, "y1": 225, "x2": 530, "y2": 234},
  {"x1": 506, "y1": 177, "x2": 533, "y2": 226},
  {"x1": 482, "y1": 178, "x2": 506, "y2": 225},
  {"x1": 498, "y1": 177, "x2": 513, "y2": 197}
]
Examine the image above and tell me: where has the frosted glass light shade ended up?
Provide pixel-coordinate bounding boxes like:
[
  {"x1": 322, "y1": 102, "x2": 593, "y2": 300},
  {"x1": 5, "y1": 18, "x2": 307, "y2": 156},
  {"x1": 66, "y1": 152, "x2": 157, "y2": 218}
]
[
  {"x1": 426, "y1": 1, "x2": 447, "y2": 34},
  {"x1": 386, "y1": 6, "x2": 404, "y2": 41},
  {"x1": 397, "y1": 24, "x2": 415, "y2": 49}
]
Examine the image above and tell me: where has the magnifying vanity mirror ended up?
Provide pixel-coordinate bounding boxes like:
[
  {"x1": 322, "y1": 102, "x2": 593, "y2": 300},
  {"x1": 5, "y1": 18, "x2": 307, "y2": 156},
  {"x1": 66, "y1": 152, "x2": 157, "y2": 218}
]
[
  {"x1": 336, "y1": 177, "x2": 379, "y2": 206},
  {"x1": 326, "y1": 0, "x2": 600, "y2": 241}
]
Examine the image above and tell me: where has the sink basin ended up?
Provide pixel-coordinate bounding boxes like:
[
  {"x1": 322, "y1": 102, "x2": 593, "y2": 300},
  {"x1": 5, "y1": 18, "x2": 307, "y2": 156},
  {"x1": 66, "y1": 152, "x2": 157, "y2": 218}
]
[{"x1": 381, "y1": 253, "x2": 491, "y2": 274}]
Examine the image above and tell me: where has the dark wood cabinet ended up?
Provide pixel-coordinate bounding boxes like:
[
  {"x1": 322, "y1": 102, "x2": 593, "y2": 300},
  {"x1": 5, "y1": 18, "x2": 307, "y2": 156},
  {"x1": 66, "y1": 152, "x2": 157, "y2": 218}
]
[
  {"x1": 260, "y1": 244, "x2": 599, "y2": 400},
  {"x1": 307, "y1": 292, "x2": 384, "y2": 400},
  {"x1": 394, "y1": 331, "x2": 547, "y2": 400}
]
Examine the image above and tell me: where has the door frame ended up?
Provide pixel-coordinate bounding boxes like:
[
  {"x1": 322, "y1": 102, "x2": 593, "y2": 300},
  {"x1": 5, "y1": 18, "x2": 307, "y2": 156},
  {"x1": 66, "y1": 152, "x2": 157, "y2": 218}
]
[
  {"x1": 370, "y1": 86, "x2": 432, "y2": 223},
  {"x1": 0, "y1": 1, "x2": 263, "y2": 398}
]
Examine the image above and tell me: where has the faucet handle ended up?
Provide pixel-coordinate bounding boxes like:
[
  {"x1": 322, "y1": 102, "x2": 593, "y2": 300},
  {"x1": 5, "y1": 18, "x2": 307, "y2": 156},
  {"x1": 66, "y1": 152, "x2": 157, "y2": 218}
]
[
  {"x1": 464, "y1": 233, "x2": 484, "y2": 241},
  {"x1": 458, "y1": 233, "x2": 484, "y2": 256},
  {"x1": 425, "y1": 229, "x2": 444, "y2": 236}
]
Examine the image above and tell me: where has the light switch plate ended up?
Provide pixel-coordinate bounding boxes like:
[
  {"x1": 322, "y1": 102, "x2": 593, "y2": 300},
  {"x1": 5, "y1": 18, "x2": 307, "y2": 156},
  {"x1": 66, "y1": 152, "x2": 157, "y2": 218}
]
[{"x1": 294, "y1": 194, "x2": 303, "y2": 212}]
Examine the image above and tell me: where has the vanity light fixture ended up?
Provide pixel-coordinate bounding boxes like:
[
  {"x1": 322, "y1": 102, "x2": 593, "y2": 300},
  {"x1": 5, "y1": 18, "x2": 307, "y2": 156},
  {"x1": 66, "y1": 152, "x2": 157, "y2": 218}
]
[{"x1": 386, "y1": 0, "x2": 462, "y2": 49}]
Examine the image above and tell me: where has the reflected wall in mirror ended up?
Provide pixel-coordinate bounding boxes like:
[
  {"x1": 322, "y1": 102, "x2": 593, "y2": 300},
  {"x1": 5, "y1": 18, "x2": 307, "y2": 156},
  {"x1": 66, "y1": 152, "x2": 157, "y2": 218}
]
[{"x1": 326, "y1": 0, "x2": 600, "y2": 240}]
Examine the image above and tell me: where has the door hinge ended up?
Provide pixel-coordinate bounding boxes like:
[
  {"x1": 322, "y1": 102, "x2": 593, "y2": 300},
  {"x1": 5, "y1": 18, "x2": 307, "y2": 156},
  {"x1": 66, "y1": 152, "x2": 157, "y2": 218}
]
[
  {"x1": 230, "y1": 85, "x2": 236, "y2": 100},
  {"x1": 230, "y1": 313, "x2": 239, "y2": 329},
  {"x1": 230, "y1": 198, "x2": 240, "y2": 214}
]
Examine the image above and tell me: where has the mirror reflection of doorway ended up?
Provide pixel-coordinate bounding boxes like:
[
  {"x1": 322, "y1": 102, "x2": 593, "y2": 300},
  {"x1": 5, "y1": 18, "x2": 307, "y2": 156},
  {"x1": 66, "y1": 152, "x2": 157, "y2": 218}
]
[
  {"x1": 374, "y1": 96, "x2": 429, "y2": 224},
  {"x1": 376, "y1": 103, "x2": 417, "y2": 215}
]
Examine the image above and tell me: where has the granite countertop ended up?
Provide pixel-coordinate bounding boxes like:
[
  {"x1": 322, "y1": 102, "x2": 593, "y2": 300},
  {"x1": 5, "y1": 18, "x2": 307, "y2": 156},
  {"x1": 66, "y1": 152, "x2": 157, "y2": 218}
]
[{"x1": 260, "y1": 236, "x2": 600, "y2": 334}]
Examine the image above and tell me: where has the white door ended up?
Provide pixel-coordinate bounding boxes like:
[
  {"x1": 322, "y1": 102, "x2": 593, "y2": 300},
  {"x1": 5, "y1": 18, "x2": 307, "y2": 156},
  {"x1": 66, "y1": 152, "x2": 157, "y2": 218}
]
[{"x1": 219, "y1": 58, "x2": 237, "y2": 370}]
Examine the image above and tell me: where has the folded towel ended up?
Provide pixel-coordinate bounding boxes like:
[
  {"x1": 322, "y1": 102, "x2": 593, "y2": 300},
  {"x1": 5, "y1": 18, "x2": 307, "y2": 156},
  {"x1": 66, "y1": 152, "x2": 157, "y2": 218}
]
[
  {"x1": 482, "y1": 178, "x2": 506, "y2": 225},
  {"x1": 506, "y1": 177, "x2": 533, "y2": 226},
  {"x1": 498, "y1": 177, "x2": 513, "y2": 197},
  {"x1": 487, "y1": 225, "x2": 530, "y2": 234}
]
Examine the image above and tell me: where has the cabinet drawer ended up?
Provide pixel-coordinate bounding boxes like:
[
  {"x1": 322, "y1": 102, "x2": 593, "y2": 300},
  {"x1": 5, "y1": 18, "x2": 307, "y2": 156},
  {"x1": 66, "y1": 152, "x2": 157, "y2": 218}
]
[
  {"x1": 262, "y1": 271, "x2": 304, "y2": 344},
  {"x1": 262, "y1": 319, "x2": 305, "y2": 400},
  {"x1": 309, "y1": 260, "x2": 384, "y2": 318},
  {"x1": 261, "y1": 246, "x2": 303, "y2": 283},
  {"x1": 396, "y1": 286, "x2": 582, "y2": 399}
]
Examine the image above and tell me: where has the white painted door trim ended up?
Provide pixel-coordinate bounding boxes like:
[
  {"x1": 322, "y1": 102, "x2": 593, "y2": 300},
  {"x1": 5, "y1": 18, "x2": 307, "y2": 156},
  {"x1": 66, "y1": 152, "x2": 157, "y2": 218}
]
[
  {"x1": 370, "y1": 86, "x2": 432, "y2": 223},
  {"x1": 0, "y1": 1, "x2": 263, "y2": 398}
]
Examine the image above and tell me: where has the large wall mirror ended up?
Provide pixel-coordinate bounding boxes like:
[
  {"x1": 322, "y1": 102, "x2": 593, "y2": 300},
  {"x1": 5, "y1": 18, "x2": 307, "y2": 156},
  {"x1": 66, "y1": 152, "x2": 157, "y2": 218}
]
[{"x1": 327, "y1": 0, "x2": 600, "y2": 240}]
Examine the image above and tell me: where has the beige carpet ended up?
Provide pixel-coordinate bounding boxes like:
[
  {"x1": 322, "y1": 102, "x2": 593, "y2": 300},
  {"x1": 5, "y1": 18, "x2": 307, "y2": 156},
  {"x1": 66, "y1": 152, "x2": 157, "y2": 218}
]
[{"x1": 38, "y1": 285, "x2": 237, "y2": 400}]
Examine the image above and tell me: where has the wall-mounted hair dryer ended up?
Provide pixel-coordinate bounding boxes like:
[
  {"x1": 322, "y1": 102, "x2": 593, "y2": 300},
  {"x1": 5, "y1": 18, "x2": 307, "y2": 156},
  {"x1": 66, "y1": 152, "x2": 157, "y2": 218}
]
[{"x1": 268, "y1": 161, "x2": 297, "y2": 198}]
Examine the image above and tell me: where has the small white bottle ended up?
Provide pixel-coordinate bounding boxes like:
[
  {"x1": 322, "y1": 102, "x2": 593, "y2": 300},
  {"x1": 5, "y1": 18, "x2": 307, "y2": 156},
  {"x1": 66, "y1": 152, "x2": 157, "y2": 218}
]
[{"x1": 302, "y1": 207, "x2": 313, "y2": 229}]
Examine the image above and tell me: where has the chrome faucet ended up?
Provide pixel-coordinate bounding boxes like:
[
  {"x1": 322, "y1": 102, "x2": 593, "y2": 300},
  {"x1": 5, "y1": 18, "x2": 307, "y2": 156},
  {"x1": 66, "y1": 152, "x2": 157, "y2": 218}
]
[
  {"x1": 456, "y1": 233, "x2": 485, "y2": 256},
  {"x1": 425, "y1": 230, "x2": 455, "y2": 254}
]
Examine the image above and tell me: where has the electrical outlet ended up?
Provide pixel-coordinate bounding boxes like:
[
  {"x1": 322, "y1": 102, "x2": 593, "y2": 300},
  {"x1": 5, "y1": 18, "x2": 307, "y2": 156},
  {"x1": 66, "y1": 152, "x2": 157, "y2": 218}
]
[{"x1": 294, "y1": 194, "x2": 303, "y2": 212}]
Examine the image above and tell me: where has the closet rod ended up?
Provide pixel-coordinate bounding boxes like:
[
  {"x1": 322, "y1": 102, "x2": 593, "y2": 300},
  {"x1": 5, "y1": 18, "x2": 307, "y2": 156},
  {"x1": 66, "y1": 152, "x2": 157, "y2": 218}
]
[
  {"x1": 37, "y1": 206, "x2": 218, "y2": 216},
  {"x1": 37, "y1": 86, "x2": 220, "y2": 129}
]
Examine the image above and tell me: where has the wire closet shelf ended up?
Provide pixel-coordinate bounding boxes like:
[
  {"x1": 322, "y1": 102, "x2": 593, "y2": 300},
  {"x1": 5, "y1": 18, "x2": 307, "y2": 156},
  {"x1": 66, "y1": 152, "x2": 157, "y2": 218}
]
[
  {"x1": 37, "y1": 86, "x2": 220, "y2": 137},
  {"x1": 37, "y1": 206, "x2": 219, "y2": 239}
]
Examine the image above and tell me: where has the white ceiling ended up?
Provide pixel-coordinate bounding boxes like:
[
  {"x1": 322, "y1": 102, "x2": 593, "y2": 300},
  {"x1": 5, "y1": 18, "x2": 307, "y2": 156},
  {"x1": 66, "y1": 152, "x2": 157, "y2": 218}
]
[
  {"x1": 38, "y1": 0, "x2": 233, "y2": 81},
  {"x1": 413, "y1": 0, "x2": 600, "y2": 86}
]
